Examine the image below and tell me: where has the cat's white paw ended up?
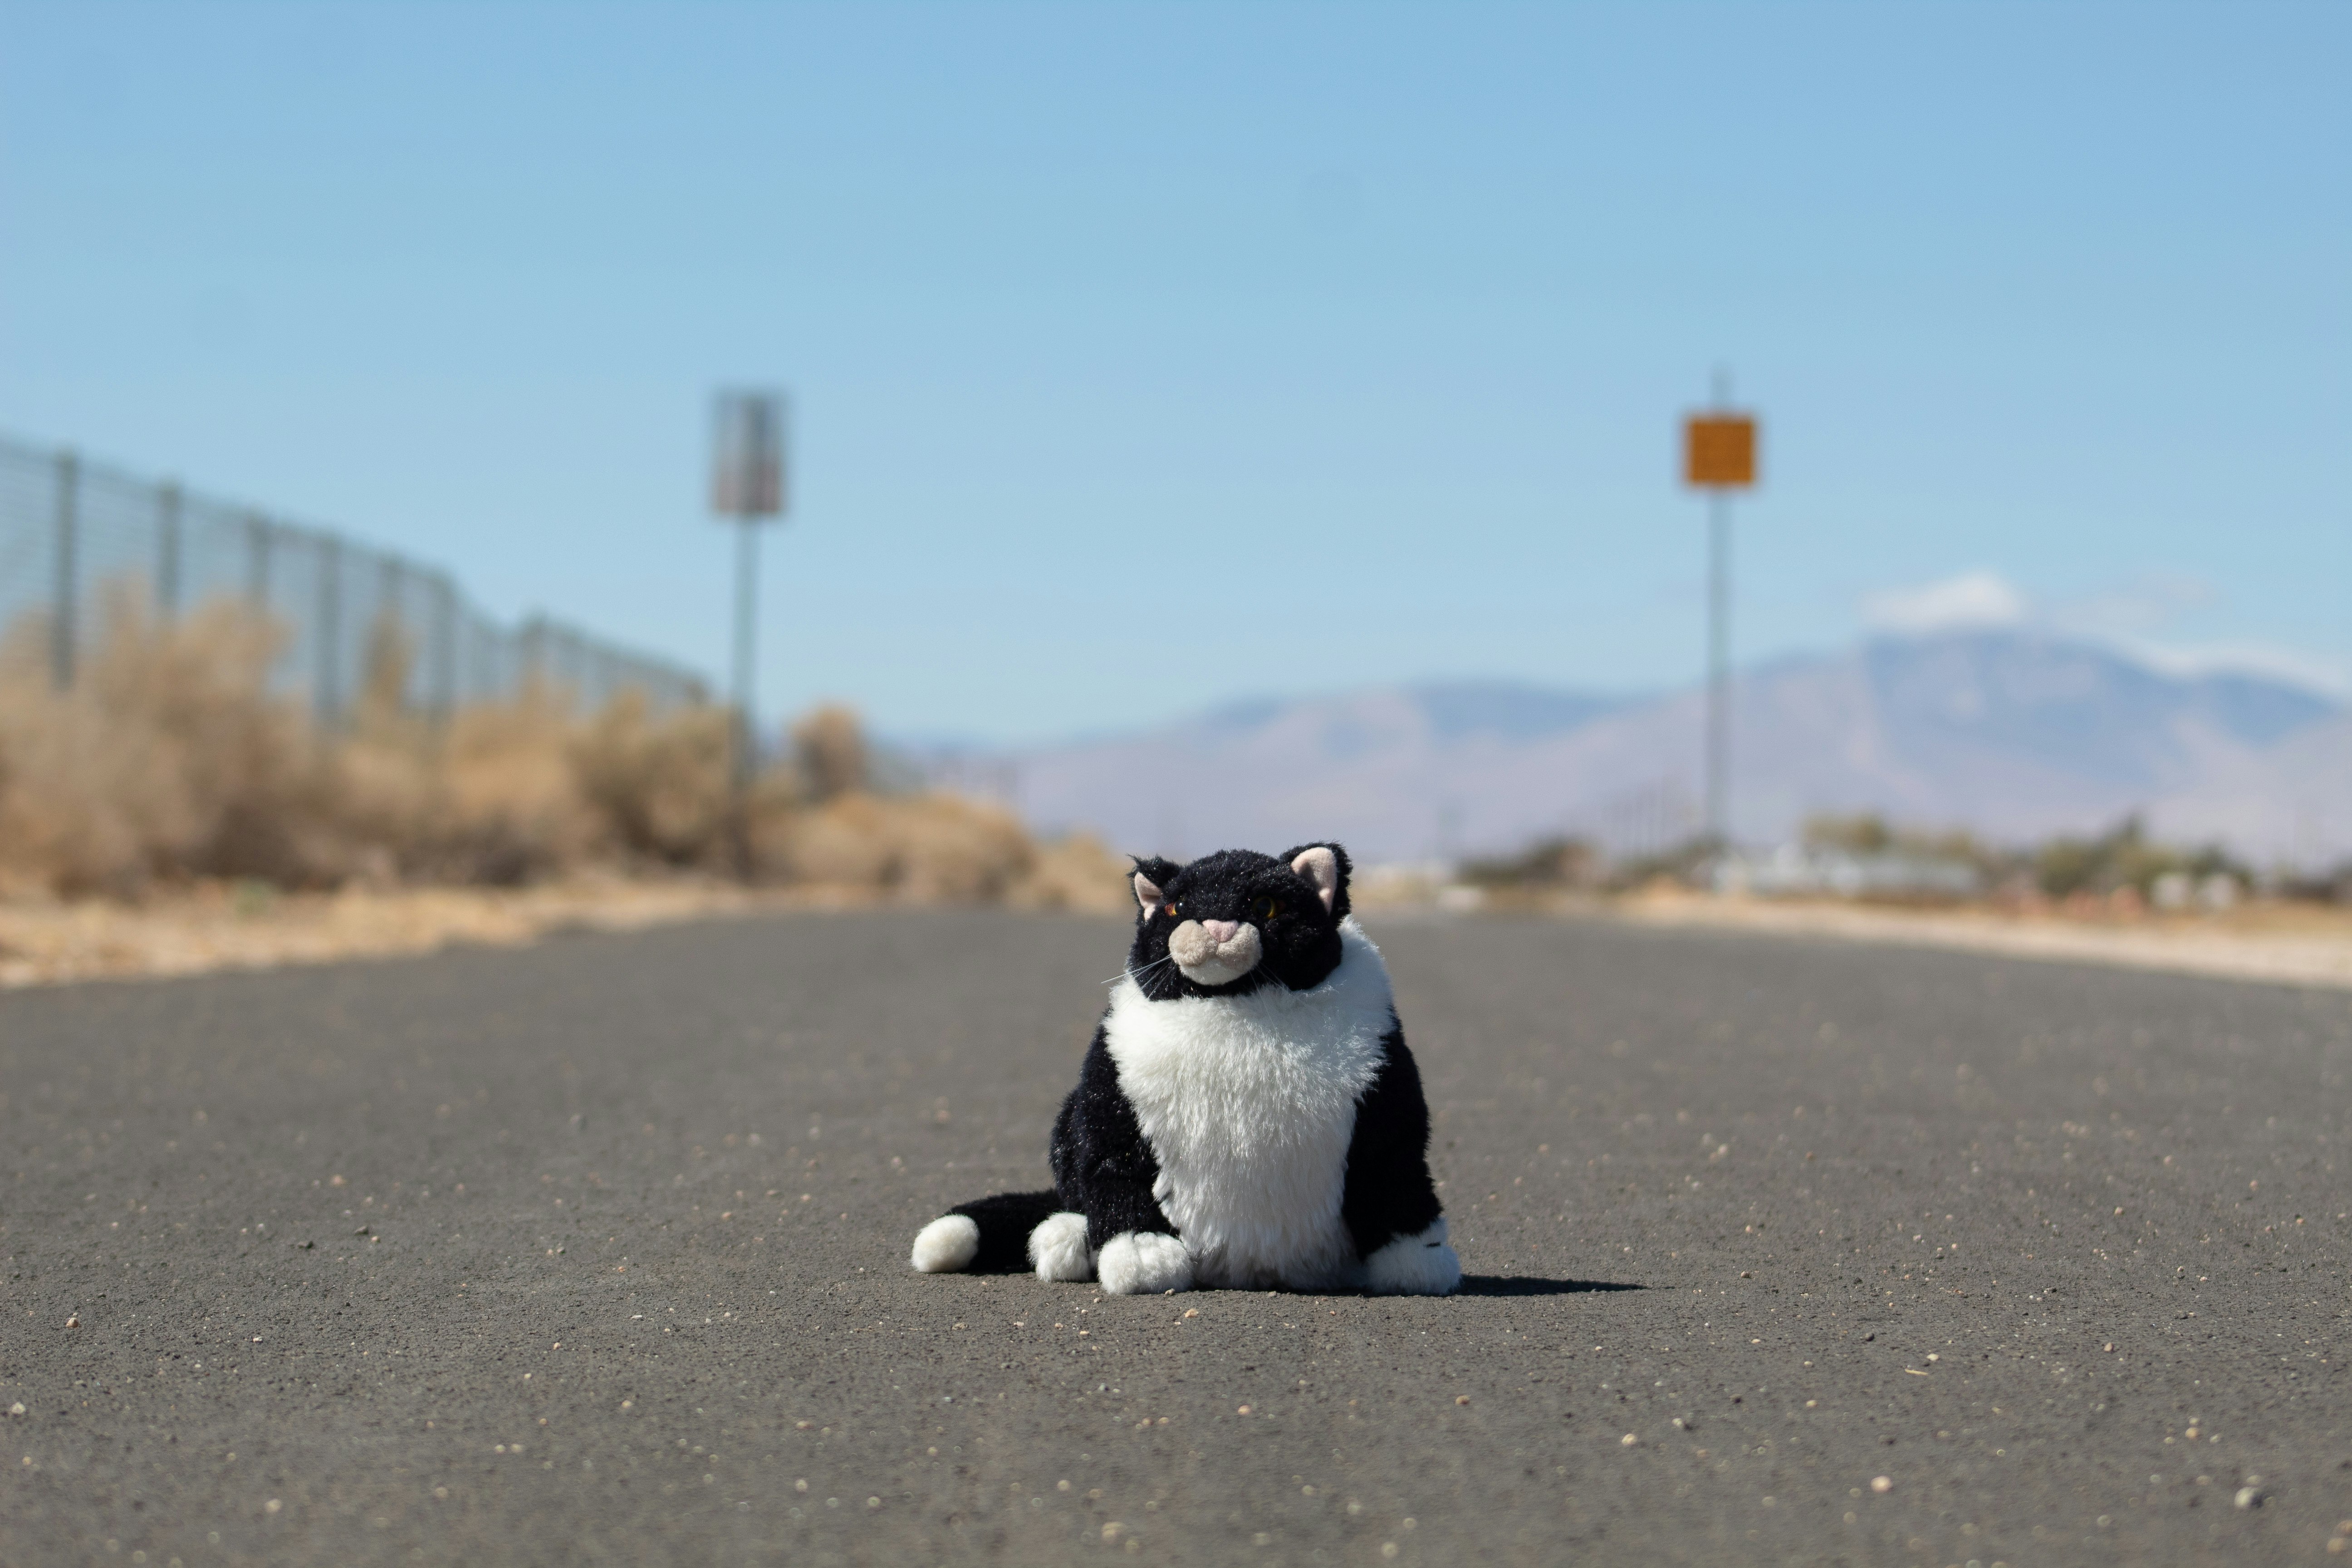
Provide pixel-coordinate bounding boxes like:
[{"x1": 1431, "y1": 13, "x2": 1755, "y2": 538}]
[
  {"x1": 1028, "y1": 1211, "x2": 1092, "y2": 1282},
  {"x1": 910, "y1": 1215, "x2": 980, "y2": 1273},
  {"x1": 1363, "y1": 1217, "x2": 1460, "y2": 1296},
  {"x1": 1096, "y1": 1231, "x2": 1194, "y2": 1296}
]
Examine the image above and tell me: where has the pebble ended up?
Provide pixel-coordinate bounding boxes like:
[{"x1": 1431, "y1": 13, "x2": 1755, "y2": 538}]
[
  {"x1": 1871, "y1": 1476, "x2": 1893, "y2": 1494},
  {"x1": 1621, "y1": 1434, "x2": 1638, "y2": 1447},
  {"x1": 2234, "y1": 1486, "x2": 2262, "y2": 1510}
]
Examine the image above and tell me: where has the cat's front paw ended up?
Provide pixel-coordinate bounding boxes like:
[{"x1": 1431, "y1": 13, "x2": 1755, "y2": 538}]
[
  {"x1": 1027, "y1": 1212, "x2": 1092, "y2": 1283},
  {"x1": 1095, "y1": 1231, "x2": 1194, "y2": 1296},
  {"x1": 1363, "y1": 1217, "x2": 1460, "y2": 1296},
  {"x1": 909, "y1": 1215, "x2": 980, "y2": 1273}
]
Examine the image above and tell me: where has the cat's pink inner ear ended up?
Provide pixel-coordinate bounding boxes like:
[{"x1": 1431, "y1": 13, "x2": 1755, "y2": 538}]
[
  {"x1": 1290, "y1": 846, "x2": 1340, "y2": 912},
  {"x1": 1132, "y1": 872, "x2": 1164, "y2": 917}
]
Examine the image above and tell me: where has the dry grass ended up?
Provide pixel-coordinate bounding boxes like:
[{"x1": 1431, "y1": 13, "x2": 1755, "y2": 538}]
[
  {"x1": 0, "y1": 874, "x2": 782, "y2": 989},
  {"x1": 0, "y1": 598, "x2": 1129, "y2": 922}
]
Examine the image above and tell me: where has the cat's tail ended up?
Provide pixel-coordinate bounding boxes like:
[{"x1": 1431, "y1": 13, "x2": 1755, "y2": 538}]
[{"x1": 910, "y1": 1189, "x2": 1079, "y2": 1276}]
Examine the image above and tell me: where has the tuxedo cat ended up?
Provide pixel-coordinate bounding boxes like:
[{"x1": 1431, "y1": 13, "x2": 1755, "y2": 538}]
[{"x1": 909, "y1": 842, "x2": 1459, "y2": 1296}]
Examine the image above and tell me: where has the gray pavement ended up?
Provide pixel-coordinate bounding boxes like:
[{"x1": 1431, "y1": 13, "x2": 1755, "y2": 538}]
[{"x1": 2, "y1": 909, "x2": 2348, "y2": 1565}]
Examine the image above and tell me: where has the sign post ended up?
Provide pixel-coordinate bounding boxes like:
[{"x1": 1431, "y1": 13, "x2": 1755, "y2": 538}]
[
  {"x1": 710, "y1": 390, "x2": 787, "y2": 800},
  {"x1": 1682, "y1": 374, "x2": 1757, "y2": 854}
]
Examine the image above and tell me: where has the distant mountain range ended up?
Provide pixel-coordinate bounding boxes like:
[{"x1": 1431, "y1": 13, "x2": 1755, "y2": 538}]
[{"x1": 967, "y1": 631, "x2": 2350, "y2": 867}]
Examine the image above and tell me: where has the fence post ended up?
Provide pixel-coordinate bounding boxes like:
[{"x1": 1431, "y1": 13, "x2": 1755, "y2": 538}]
[
  {"x1": 431, "y1": 573, "x2": 457, "y2": 721},
  {"x1": 246, "y1": 512, "x2": 272, "y2": 608},
  {"x1": 380, "y1": 556, "x2": 404, "y2": 707},
  {"x1": 50, "y1": 448, "x2": 78, "y2": 691},
  {"x1": 157, "y1": 480, "x2": 183, "y2": 621},
  {"x1": 520, "y1": 615, "x2": 547, "y2": 700},
  {"x1": 316, "y1": 534, "x2": 342, "y2": 730}
]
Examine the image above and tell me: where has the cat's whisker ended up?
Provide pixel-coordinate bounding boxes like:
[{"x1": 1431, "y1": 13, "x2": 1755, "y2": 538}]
[{"x1": 1109, "y1": 952, "x2": 1178, "y2": 987}]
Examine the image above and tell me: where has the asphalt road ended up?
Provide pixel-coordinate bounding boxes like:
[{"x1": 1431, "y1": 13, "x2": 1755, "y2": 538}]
[{"x1": 2, "y1": 909, "x2": 2348, "y2": 1566}]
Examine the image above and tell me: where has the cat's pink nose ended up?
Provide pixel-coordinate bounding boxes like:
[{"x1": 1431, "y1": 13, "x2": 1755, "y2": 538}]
[{"x1": 1200, "y1": 919, "x2": 1241, "y2": 944}]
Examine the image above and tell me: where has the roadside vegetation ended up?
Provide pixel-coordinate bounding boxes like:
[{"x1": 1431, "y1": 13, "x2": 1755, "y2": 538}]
[
  {"x1": 1453, "y1": 810, "x2": 2344, "y2": 913},
  {"x1": 0, "y1": 595, "x2": 1125, "y2": 911}
]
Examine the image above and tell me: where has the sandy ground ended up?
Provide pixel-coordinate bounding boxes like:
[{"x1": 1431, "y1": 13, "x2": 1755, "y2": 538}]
[
  {"x1": 1606, "y1": 887, "x2": 2352, "y2": 991},
  {"x1": 0, "y1": 876, "x2": 808, "y2": 990}
]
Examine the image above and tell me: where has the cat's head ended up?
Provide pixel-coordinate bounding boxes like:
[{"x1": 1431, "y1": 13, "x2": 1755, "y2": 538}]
[{"x1": 1125, "y1": 843, "x2": 1353, "y2": 1000}]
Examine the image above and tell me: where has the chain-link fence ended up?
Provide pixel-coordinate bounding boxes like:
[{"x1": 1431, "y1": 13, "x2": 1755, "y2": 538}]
[{"x1": 0, "y1": 432, "x2": 709, "y2": 720}]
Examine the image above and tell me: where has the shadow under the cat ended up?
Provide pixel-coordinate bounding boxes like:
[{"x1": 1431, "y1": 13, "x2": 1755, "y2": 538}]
[
  {"x1": 924, "y1": 1269, "x2": 1647, "y2": 1296},
  {"x1": 1452, "y1": 1275, "x2": 1646, "y2": 1298}
]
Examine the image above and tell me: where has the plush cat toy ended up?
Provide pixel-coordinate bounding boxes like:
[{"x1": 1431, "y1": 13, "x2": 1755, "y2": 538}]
[{"x1": 909, "y1": 842, "x2": 1460, "y2": 1296}]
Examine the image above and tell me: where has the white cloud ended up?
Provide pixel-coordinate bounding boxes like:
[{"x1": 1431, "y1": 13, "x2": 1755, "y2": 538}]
[
  {"x1": 1860, "y1": 571, "x2": 2029, "y2": 634},
  {"x1": 2123, "y1": 640, "x2": 2352, "y2": 700},
  {"x1": 1851, "y1": 568, "x2": 2348, "y2": 701}
]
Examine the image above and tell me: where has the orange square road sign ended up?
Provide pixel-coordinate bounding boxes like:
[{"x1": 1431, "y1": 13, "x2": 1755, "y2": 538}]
[{"x1": 1684, "y1": 414, "x2": 1757, "y2": 488}]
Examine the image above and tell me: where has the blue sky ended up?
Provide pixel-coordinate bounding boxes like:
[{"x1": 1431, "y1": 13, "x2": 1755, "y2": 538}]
[{"x1": 3, "y1": 2, "x2": 2345, "y2": 742}]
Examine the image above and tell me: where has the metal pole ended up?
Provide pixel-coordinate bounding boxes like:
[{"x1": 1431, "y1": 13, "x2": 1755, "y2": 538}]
[
  {"x1": 1700, "y1": 365, "x2": 1735, "y2": 854},
  {"x1": 317, "y1": 536, "x2": 342, "y2": 730},
  {"x1": 1705, "y1": 490, "x2": 1730, "y2": 850},
  {"x1": 157, "y1": 480, "x2": 182, "y2": 621},
  {"x1": 51, "y1": 449, "x2": 78, "y2": 691},
  {"x1": 731, "y1": 518, "x2": 760, "y2": 793}
]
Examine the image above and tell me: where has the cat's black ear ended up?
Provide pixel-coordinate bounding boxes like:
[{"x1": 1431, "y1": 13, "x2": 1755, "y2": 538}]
[
  {"x1": 1280, "y1": 842, "x2": 1351, "y2": 920},
  {"x1": 1130, "y1": 856, "x2": 1181, "y2": 920}
]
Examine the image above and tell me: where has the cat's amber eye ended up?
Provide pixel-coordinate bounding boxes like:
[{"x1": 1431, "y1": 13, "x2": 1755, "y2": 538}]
[{"x1": 1255, "y1": 895, "x2": 1282, "y2": 922}]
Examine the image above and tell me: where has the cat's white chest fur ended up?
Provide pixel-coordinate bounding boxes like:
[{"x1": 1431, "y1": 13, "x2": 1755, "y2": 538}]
[{"x1": 1102, "y1": 918, "x2": 1395, "y2": 1289}]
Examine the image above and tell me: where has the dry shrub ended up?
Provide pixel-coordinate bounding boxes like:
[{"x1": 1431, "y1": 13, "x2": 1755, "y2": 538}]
[
  {"x1": 329, "y1": 622, "x2": 601, "y2": 885},
  {"x1": 569, "y1": 689, "x2": 735, "y2": 865},
  {"x1": 0, "y1": 595, "x2": 339, "y2": 895},
  {"x1": 793, "y1": 704, "x2": 868, "y2": 801},
  {"x1": 883, "y1": 794, "x2": 1035, "y2": 902},
  {"x1": 418, "y1": 684, "x2": 598, "y2": 884},
  {"x1": 768, "y1": 790, "x2": 1034, "y2": 902},
  {"x1": 1010, "y1": 832, "x2": 1133, "y2": 913},
  {"x1": 0, "y1": 597, "x2": 1081, "y2": 908},
  {"x1": 758, "y1": 790, "x2": 894, "y2": 888},
  {"x1": 331, "y1": 615, "x2": 444, "y2": 877}
]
